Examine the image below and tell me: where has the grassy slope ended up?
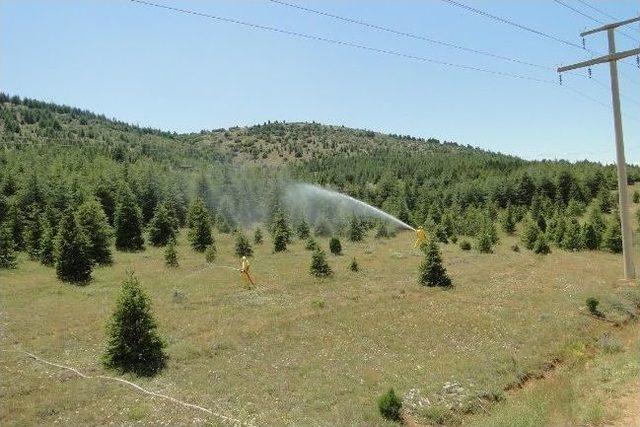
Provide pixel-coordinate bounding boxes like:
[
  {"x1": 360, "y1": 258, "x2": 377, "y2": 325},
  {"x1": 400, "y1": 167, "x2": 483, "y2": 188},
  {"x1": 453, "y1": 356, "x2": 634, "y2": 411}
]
[{"x1": 2, "y1": 221, "x2": 638, "y2": 425}]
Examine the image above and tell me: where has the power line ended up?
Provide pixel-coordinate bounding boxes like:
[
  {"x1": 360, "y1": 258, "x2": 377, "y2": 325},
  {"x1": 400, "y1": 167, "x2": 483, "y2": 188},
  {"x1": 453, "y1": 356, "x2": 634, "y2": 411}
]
[
  {"x1": 553, "y1": 0, "x2": 639, "y2": 43},
  {"x1": 267, "y1": 0, "x2": 552, "y2": 71},
  {"x1": 574, "y1": 0, "x2": 618, "y2": 21},
  {"x1": 128, "y1": 0, "x2": 553, "y2": 83}
]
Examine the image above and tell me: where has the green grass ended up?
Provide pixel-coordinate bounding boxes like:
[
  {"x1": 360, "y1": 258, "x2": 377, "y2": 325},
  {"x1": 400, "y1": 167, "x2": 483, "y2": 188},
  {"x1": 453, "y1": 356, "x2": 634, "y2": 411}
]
[{"x1": 1, "y1": 229, "x2": 639, "y2": 425}]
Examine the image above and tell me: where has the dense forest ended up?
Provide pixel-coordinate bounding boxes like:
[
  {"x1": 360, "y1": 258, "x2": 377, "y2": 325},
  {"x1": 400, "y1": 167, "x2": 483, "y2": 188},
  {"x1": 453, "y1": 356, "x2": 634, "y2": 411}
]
[{"x1": 1, "y1": 93, "x2": 639, "y2": 279}]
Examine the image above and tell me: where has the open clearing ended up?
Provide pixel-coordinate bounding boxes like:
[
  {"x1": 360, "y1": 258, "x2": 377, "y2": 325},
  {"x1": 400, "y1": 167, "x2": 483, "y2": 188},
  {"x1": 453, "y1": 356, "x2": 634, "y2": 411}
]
[{"x1": 1, "y1": 230, "x2": 639, "y2": 425}]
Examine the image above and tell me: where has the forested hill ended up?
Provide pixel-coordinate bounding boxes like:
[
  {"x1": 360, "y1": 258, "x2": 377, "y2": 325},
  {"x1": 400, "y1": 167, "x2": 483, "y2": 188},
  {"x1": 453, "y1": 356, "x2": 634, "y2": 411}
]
[{"x1": 1, "y1": 93, "x2": 639, "y2": 261}]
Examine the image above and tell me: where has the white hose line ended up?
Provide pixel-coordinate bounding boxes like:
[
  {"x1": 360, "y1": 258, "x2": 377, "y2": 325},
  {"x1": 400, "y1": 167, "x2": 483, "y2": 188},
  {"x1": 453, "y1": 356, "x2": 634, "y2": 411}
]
[{"x1": 4, "y1": 348, "x2": 255, "y2": 426}]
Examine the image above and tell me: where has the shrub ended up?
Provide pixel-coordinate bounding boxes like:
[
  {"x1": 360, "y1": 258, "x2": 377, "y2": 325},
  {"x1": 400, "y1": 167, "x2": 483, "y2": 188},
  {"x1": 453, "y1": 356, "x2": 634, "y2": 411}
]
[
  {"x1": 378, "y1": 388, "x2": 402, "y2": 422},
  {"x1": 305, "y1": 238, "x2": 319, "y2": 251},
  {"x1": 310, "y1": 249, "x2": 332, "y2": 278},
  {"x1": 164, "y1": 240, "x2": 179, "y2": 268},
  {"x1": 254, "y1": 227, "x2": 263, "y2": 244},
  {"x1": 375, "y1": 223, "x2": 390, "y2": 239},
  {"x1": 633, "y1": 190, "x2": 640, "y2": 204},
  {"x1": 205, "y1": 244, "x2": 216, "y2": 263},
  {"x1": 313, "y1": 220, "x2": 332, "y2": 237},
  {"x1": 418, "y1": 240, "x2": 451, "y2": 287},
  {"x1": 273, "y1": 231, "x2": 287, "y2": 252},
  {"x1": 103, "y1": 272, "x2": 167, "y2": 376},
  {"x1": 329, "y1": 237, "x2": 342, "y2": 255},
  {"x1": 459, "y1": 240, "x2": 471, "y2": 251},
  {"x1": 511, "y1": 244, "x2": 520, "y2": 252},
  {"x1": 476, "y1": 232, "x2": 493, "y2": 254},
  {"x1": 54, "y1": 209, "x2": 92, "y2": 283},
  {"x1": 235, "y1": 232, "x2": 253, "y2": 257},
  {"x1": 349, "y1": 257, "x2": 359, "y2": 272},
  {"x1": 586, "y1": 297, "x2": 601, "y2": 317}
]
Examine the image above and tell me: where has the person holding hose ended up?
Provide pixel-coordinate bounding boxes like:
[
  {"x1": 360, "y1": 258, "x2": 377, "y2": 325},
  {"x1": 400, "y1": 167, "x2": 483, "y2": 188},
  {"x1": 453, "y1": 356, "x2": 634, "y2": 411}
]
[
  {"x1": 414, "y1": 225, "x2": 427, "y2": 248},
  {"x1": 240, "y1": 256, "x2": 255, "y2": 289}
]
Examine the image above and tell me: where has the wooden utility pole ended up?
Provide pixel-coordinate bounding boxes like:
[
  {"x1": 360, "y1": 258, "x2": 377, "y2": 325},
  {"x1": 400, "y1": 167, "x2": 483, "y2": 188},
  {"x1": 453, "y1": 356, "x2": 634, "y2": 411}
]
[{"x1": 558, "y1": 16, "x2": 639, "y2": 281}]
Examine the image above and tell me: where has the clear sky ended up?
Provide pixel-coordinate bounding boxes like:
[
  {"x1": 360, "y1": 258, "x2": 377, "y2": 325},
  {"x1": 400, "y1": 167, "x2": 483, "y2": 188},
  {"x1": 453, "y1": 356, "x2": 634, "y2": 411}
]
[{"x1": 1, "y1": 0, "x2": 639, "y2": 163}]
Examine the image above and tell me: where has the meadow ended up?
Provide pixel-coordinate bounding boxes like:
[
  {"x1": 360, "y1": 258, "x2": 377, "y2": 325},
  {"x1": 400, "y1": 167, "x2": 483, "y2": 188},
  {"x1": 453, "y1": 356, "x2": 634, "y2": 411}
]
[{"x1": 2, "y1": 225, "x2": 638, "y2": 426}]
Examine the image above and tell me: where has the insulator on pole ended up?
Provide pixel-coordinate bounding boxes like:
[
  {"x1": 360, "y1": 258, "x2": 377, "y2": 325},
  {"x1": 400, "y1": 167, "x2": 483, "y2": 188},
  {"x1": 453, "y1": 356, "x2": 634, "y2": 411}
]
[
  {"x1": 559, "y1": 73, "x2": 563, "y2": 85},
  {"x1": 582, "y1": 37, "x2": 586, "y2": 49},
  {"x1": 588, "y1": 67, "x2": 592, "y2": 78}
]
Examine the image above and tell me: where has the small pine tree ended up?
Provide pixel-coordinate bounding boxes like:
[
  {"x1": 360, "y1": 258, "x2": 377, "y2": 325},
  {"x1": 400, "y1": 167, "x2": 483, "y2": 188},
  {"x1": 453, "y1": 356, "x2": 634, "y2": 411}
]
[
  {"x1": 39, "y1": 219, "x2": 55, "y2": 266},
  {"x1": 375, "y1": 222, "x2": 390, "y2": 239},
  {"x1": 459, "y1": 240, "x2": 471, "y2": 251},
  {"x1": 586, "y1": 297, "x2": 601, "y2": 316},
  {"x1": 349, "y1": 257, "x2": 359, "y2": 272},
  {"x1": 23, "y1": 205, "x2": 43, "y2": 260},
  {"x1": 633, "y1": 190, "x2": 640, "y2": 204},
  {"x1": 581, "y1": 223, "x2": 599, "y2": 250},
  {"x1": 500, "y1": 205, "x2": 516, "y2": 234},
  {"x1": 313, "y1": 220, "x2": 331, "y2": 237},
  {"x1": 273, "y1": 231, "x2": 287, "y2": 252},
  {"x1": 378, "y1": 388, "x2": 402, "y2": 422},
  {"x1": 329, "y1": 236, "x2": 342, "y2": 255},
  {"x1": 103, "y1": 272, "x2": 167, "y2": 376},
  {"x1": 114, "y1": 184, "x2": 145, "y2": 251},
  {"x1": 305, "y1": 238, "x2": 319, "y2": 251},
  {"x1": 0, "y1": 226, "x2": 17, "y2": 269},
  {"x1": 187, "y1": 198, "x2": 212, "y2": 252},
  {"x1": 296, "y1": 218, "x2": 310, "y2": 240},
  {"x1": 520, "y1": 216, "x2": 540, "y2": 250},
  {"x1": 164, "y1": 240, "x2": 179, "y2": 268},
  {"x1": 54, "y1": 209, "x2": 92, "y2": 283},
  {"x1": 348, "y1": 215, "x2": 364, "y2": 242},
  {"x1": 235, "y1": 232, "x2": 253, "y2": 257},
  {"x1": 77, "y1": 200, "x2": 113, "y2": 265},
  {"x1": 254, "y1": 227, "x2": 263, "y2": 244},
  {"x1": 533, "y1": 233, "x2": 551, "y2": 255},
  {"x1": 418, "y1": 240, "x2": 451, "y2": 287},
  {"x1": 270, "y1": 210, "x2": 291, "y2": 243},
  {"x1": 476, "y1": 231, "x2": 493, "y2": 254},
  {"x1": 205, "y1": 244, "x2": 216, "y2": 263},
  {"x1": 561, "y1": 219, "x2": 583, "y2": 251},
  {"x1": 310, "y1": 249, "x2": 332, "y2": 278},
  {"x1": 602, "y1": 216, "x2": 622, "y2": 253},
  {"x1": 147, "y1": 204, "x2": 177, "y2": 247}
]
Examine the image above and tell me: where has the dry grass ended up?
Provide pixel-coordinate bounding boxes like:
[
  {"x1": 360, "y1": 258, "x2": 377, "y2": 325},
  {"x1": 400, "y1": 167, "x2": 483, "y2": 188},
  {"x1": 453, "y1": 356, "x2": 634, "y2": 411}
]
[{"x1": 1, "y1": 225, "x2": 639, "y2": 425}]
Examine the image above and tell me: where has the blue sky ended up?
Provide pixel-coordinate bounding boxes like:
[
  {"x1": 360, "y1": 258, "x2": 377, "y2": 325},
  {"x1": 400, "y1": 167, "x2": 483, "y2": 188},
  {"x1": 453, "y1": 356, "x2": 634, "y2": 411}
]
[{"x1": 1, "y1": 0, "x2": 639, "y2": 163}]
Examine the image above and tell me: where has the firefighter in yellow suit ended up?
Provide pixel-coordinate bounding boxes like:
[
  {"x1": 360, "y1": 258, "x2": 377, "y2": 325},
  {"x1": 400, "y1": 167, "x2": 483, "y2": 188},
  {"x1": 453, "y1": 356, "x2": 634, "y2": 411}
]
[
  {"x1": 240, "y1": 256, "x2": 255, "y2": 289},
  {"x1": 414, "y1": 226, "x2": 427, "y2": 248}
]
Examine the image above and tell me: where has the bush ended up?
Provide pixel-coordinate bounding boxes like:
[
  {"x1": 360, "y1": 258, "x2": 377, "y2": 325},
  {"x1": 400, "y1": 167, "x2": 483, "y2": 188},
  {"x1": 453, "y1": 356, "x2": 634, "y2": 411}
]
[
  {"x1": 164, "y1": 240, "x2": 179, "y2": 268},
  {"x1": 511, "y1": 244, "x2": 520, "y2": 252},
  {"x1": 329, "y1": 237, "x2": 342, "y2": 255},
  {"x1": 475, "y1": 232, "x2": 493, "y2": 253},
  {"x1": 375, "y1": 223, "x2": 390, "y2": 239},
  {"x1": 459, "y1": 240, "x2": 471, "y2": 251},
  {"x1": 235, "y1": 232, "x2": 253, "y2": 257},
  {"x1": 349, "y1": 257, "x2": 359, "y2": 272},
  {"x1": 633, "y1": 190, "x2": 640, "y2": 204},
  {"x1": 310, "y1": 249, "x2": 332, "y2": 278},
  {"x1": 205, "y1": 244, "x2": 216, "y2": 263},
  {"x1": 378, "y1": 388, "x2": 402, "y2": 422},
  {"x1": 418, "y1": 240, "x2": 451, "y2": 287},
  {"x1": 103, "y1": 272, "x2": 167, "y2": 376},
  {"x1": 586, "y1": 297, "x2": 601, "y2": 317}
]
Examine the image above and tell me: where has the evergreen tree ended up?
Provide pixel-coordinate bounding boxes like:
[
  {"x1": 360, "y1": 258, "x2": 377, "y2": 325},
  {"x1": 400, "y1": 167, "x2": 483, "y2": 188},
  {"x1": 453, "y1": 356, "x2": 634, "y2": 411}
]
[
  {"x1": 147, "y1": 204, "x2": 177, "y2": 247},
  {"x1": 348, "y1": 215, "x2": 364, "y2": 242},
  {"x1": 418, "y1": 239, "x2": 451, "y2": 287},
  {"x1": 305, "y1": 238, "x2": 319, "y2": 251},
  {"x1": 164, "y1": 240, "x2": 179, "y2": 268},
  {"x1": 520, "y1": 216, "x2": 540, "y2": 250},
  {"x1": 602, "y1": 216, "x2": 622, "y2": 253},
  {"x1": 273, "y1": 231, "x2": 287, "y2": 252},
  {"x1": 329, "y1": 236, "x2": 342, "y2": 255},
  {"x1": 270, "y1": 209, "x2": 291, "y2": 243},
  {"x1": 39, "y1": 218, "x2": 55, "y2": 266},
  {"x1": 561, "y1": 219, "x2": 583, "y2": 251},
  {"x1": 103, "y1": 272, "x2": 167, "y2": 376},
  {"x1": 500, "y1": 204, "x2": 516, "y2": 234},
  {"x1": 349, "y1": 257, "x2": 359, "y2": 272},
  {"x1": 235, "y1": 232, "x2": 253, "y2": 257},
  {"x1": 254, "y1": 227, "x2": 263, "y2": 244},
  {"x1": 633, "y1": 190, "x2": 640, "y2": 204},
  {"x1": 77, "y1": 200, "x2": 113, "y2": 265},
  {"x1": 23, "y1": 205, "x2": 43, "y2": 260},
  {"x1": 0, "y1": 226, "x2": 17, "y2": 269},
  {"x1": 586, "y1": 206, "x2": 605, "y2": 247},
  {"x1": 296, "y1": 218, "x2": 310, "y2": 240},
  {"x1": 205, "y1": 244, "x2": 216, "y2": 263},
  {"x1": 310, "y1": 249, "x2": 332, "y2": 278},
  {"x1": 54, "y1": 209, "x2": 93, "y2": 283},
  {"x1": 314, "y1": 220, "x2": 331, "y2": 237},
  {"x1": 533, "y1": 233, "x2": 551, "y2": 255},
  {"x1": 114, "y1": 184, "x2": 145, "y2": 251},
  {"x1": 187, "y1": 198, "x2": 212, "y2": 252},
  {"x1": 375, "y1": 222, "x2": 390, "y2": 239},
  {"x1": 476, "y1": 231, "x2": 493, "y2": 254},
  {"x1": 581, "y1": 223, "x2": 599, "y2": 250}
]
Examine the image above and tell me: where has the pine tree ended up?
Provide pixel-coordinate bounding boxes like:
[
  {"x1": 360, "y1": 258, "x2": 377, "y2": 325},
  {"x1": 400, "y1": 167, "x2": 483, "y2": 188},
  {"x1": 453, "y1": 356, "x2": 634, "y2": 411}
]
[
  {"x1": 254, "y1": 227, "x2": 263, "y2": 244},
  {"x1": 500, "y1": 204, "x2": 516, "y2": 234},
  {"x1": 23, "y1": 205, "x2": 43, "y2": 260},
  {"x1": 147, "y1": 204, "x2": 177, "y2": 247},
  {"x1": 39, "y1": 218, "x2": 55, "y2": 266},
  {"x1": 418, "y1": 239, "x2": 451, "y2": 287},
  {"x1": 103, "y1": 272, "x2": 167, "y2": 376},
  {"x1": 77, "y1": 200, "x2": 113, "y2": 265},
  {"x1": 235, "y1": 232, "x2": 253, "y2": 257},
  {"x1": 0, "y1": 226, "x2": 17, "y2": 269},
  {"x1": 596, "y1": 188, "x2": 612, "y2": 213},
  {"x1": 476, "y1": 231, "x2": 493, "y2": 254},
  {"x1": 205, "y1": 244, "x2": 216, "y2": 263},
  {"x1": 561, "y1": 219, "x2": 583, "y2": 251},
  {"x1": 114, "y1": 184, "x2": 145, "y2": 251},
  {"x1": 349, "y1": 257, "x2": 359, "y2": 272},
  {"x1": 54, "y1": 209, "x2": 92, "y2": 283},
  {"x1": 602, "y1": 216, "x2": 622, "y2": 253},
  {"x1": 313, "y1": 220, "x2": 331, "y2": 237},
  {"x1": 273, "y1": 231, "x2": 287, "y2": 252},
  {"x1": 587, "y1": 206, "x2": 605, "y2": 247},
  {"x1": 329, "y1": 236, "x2": 342, "y2": 255},
  {"x1": 375, "y1": 222, "x2": 390, "y2": 239},
  {"x1": 187, "y1": 198, "x2": 212, "y2": 252},
  {"x1": 348, "y1": 215, "x2": 364, "y2": 242},
  {"x1": 633, "y1": 190, "x2": 640, "y2": 204},
  {"x1": 270, "y1": 210, "x2": 291, "y2": 243},
  {"x1": 305, "y1": 238, "x2": 319, "y2": 251},
  {"x1": 296, "y1": 218, "x2": 310, "y2": 240},
  {"x1": 310, "y1": 249, "x2": 332, "y2": 278},
  {"x1": 164, "y1": 240, "x2": 179, "y2": 268},
  {"x1": 533, "y1": 233, "x2": 551, "y2": 255},
  {"x1": 581, "y1": 223, "x2": 599, "y2": 250},
  {"x1": 520, "y1": 216, "x2": 540, "y2": 250}
]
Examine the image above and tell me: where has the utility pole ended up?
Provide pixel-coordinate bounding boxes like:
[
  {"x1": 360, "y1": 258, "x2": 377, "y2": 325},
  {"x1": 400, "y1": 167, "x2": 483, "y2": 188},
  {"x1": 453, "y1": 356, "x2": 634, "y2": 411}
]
[{"x1": 558, "y1": 16, "x2": 640, "y2": 282}]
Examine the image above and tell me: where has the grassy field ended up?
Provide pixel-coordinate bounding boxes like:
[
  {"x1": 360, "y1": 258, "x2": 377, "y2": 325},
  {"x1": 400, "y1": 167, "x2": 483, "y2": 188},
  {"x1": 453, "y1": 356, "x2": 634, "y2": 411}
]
[{"x1": 1, "y1": 223, "x2": 639, "y2": 425}]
